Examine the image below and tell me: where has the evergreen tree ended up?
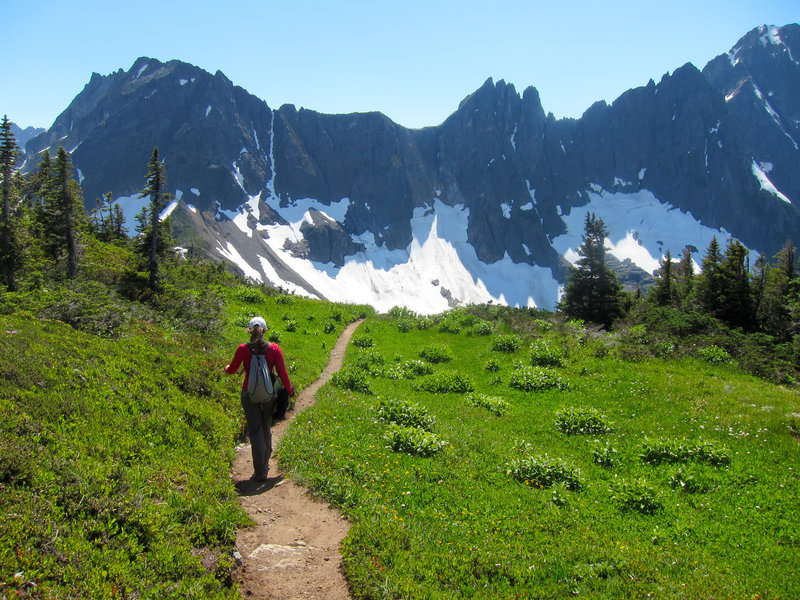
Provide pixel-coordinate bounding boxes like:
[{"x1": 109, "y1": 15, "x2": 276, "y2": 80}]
[
  {"x1": 675, "y1": 246, "x2": 695, "y2": 309},
  {"x1": 43, "y1": 146, "x2": 85, "y2": 279},
  {"x1": 91, "y1": 192, "x2": 127, "y2": 242},
  {"x1": 717, "y1": 239, "x2": 754, "y2": 330},
  {"x1": 758, "y1": 240, "x2": 798, "y2": 339},
  {"x1": 559, "y1": 212, "x2": 622, "y2": 328},
  {"x1": 650, "y1": 249, "x2": 676, "y2": 307},
  {"x1": 1, "y1": 115, "x2": 20, "y2": 290},
  {"x1": 695, "y1": 237, "x2": 723, "y2": 317},
  {"x1": 138, "y1": 148, "x2": 173, "y2": 291}
]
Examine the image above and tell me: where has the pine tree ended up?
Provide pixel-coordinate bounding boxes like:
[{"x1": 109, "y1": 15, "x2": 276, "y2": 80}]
[
  {"x1": 696, "y1": 237, "x2": 723, "y2": 317},
  {"x1": 650, "y1": 249, "x2": 676, "y2": 307},
  {"x1": 717, "y1": 239, "x2": 754, "y2": 330},
  {"x1": 138, "y1": 148, "x2": 173, "y2": 291},
  {"x1": 1, "y1": 115, "x2": 20, "y2": 290},
  {"x1": 675, "y1": 247, "x2": 695, "y2": 309},
  {"x1": 559, "y1": 212, "x2": 622, "y2": 328},
  {"x1": 758, "y1": 240, "x2": 797, "y2": 339},
  {"x1": 44, "y1": 147, "x2": 85, "y2": 279}
]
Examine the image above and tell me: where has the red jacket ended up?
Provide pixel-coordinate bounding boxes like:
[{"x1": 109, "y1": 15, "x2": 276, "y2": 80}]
[{"x1": 226, "y1": 342, "x2": 293, "y2": 396}]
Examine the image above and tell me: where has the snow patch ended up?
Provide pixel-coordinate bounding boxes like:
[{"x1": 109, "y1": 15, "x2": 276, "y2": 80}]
[
  {"x1": 186, "y1": 204, "x2": 197, "y2": 213},
  {"x1": 260, "y1": 199, "x2": 560, "y2": 313},
  {"x1": 552, "y1": 188, "x2": 757, "y2": 275},
  {"x1": 190, "y1": 188, "x2": 200, "y2": 196},
  {"x1": 160, "y1": 200, "x2": 179, "y2": 220},
  {"x1": 501, "y1": 203, "x2": 512, "y2": 219},
  {"x1": 76, "y1": 168, "x2": 84, "y2": 184},
  {"x1": 638, "y1": 168, "x2": 647, "y2": 181},
  {"x1": 216, "y1": 241, "x2": 262, "y2": 282},
  {"x1": 752, "y1": 161, "x2": 791, "y2": 204},
  {"x1": 135, "y1": 63, "x2": 148, "y2": 79},
  {"x1": 205, "y1": 105, "x2": 212, "y2": 117}
]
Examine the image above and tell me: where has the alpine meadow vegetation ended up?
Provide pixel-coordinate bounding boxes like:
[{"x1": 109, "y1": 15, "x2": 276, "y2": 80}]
[{"x1": 2, "y1": 123, "x2": 800, "y2": 598}]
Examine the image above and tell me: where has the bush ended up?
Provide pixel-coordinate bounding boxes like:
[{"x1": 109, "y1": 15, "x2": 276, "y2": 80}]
[
  {"x1": 353, "y1": 348, "x2": 385, "y2": 376},
  {"x1": 383, "y1": 425, "x2": 448, "y2": 457},
  {"x1": 352, "y1": 334, "x2": 375, "y2": 348},
  {"x1": 491, "y1": 335, "x2": 522, "y2": 353},
  {"x1": 555, "y1": 407, "x2": 613, "y2": 435},
  {"x1": 471, "y1": 321, "x2": 494, "y2": 336},
  {"x1": 610, "y1": 478, "x2": 662, "y2": 515},
  {"x1": 331, "y1": 368, "x2": 372, "y2": 394},
  {"x1": 507, "y1": 454, "x2": 583, "y2": 490},
  {"x1": 592, "y1": 441, "x2": 619, "y2": 468},
  {"x1": 669, "y1": 465, "x2": 720, "y2": 494},
  {"x1": 640, "y1": 437, "x2": 730, "y2": 467},
  {"x1": 376, "y1": 398, "x2": 435, "y2": 431},
  {"x1": 697, "y1": 345, "x2": 731, "y2": 365},
  {"x1": 465, "y1": 393, "x2": 510, "y2": 416},
  {"x1": 509, "y1": 366, "x2": 569, "y2": 392},
  {"x1": 419, "y1": 343, "x2": 454, "y2": 364},
  {"x1": 529, "y1": 339, "x2": 565, "y2": 367},
  {"x1": 415, "y1": 371, "x2": 474, "y2": 394},
  {"x1": 383, "y1": 360, "x2": 434, "y2": 380},
  {"x1": 484, "y1": 357, "x2": 501, "y2": 372}
]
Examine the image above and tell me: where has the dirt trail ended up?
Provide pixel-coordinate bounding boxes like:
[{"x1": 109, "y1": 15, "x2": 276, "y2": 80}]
[{"x1": 232, "y1": 319, "x2": 362, "y2": 599}]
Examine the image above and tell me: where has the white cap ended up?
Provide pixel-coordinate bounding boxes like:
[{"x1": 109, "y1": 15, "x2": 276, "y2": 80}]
[{"x1": 248, "y1": 316, "x2": 267, "y2": 330}]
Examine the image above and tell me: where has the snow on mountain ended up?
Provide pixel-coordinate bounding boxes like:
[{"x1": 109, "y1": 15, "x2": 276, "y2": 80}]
[
  {"x1": 552, "y1": 187, "x2": 757, "y2": 274},
  {"x1": 221, "y1": 195, "x2": 560, "y2": 314}
]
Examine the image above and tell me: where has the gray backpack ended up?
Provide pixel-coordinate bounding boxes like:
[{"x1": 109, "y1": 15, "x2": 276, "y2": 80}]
[{"x1": 247, "y1": 346, "x2": 276, "y2": 403}]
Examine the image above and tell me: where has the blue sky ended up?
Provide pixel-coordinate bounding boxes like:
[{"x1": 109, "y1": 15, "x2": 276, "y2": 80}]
[{"x1": 2, "y1": 1, "x2": 797, "y2": 130}]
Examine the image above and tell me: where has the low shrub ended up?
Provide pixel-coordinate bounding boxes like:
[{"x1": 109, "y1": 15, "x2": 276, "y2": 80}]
[
  {"x1": 697, "y1": 344, "x2": 731, "y2": 365},
  {"x1": 507, "y1": 454, "x2": 583, "y2": 491},
  {"x1": 484, "y1": 357, "x2": 501, "y2": 372},
  {"x1": 491, "y1": 335, "x2": 522, "y2": 353},
  {"x1": 669, "y1": 465, "x2": 720, "y2": 494},
  {"x1": 592, "y1": 441, "x2": 619, "y2": 468},
  {"x1": 383, "y1": 425, "x2": 448, "y2": 457},
  {"x1": 383, "y1": 360, "x2": 435, "y2": 380},
  {"x1": 465, "y1": 393, "x2": 510, "y2": 416},
  {"x1": 376, "y1": 398, "x2": 435, "y2": 431},
  {"x1": 610, "y1": 478, "x2": 663, "y2": 515},
  {"x1": 640, "y1": 437, "x2": 730, "y2": 467},
  {"x1": 352, "y1": 334, "x2": 375, "y2": 348},
  {"x1": 419, "y1": 343, "x2": 454, "y2": 364},
  {"x1": 471, "y1": 321, "x2": 494, "y2": 336},
  {"x1": 331, "y1": 368, "x2": 372, "y2": 394},
  {"x1": 529, "y1": 339, "x2": 565, "y2": 367},
  {"x1": 555, "y1": 407, "x2": 613, "y2": 435},
  {"x1": 509, "y1": 366, "x2": 570, "y2": 392},
  {"x1": 415, "y1": 371, "x2": 474, "y2": 394}
]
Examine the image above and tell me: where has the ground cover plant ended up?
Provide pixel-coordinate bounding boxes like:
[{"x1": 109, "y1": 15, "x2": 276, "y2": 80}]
[
  {"x1": 278, "y1": 307, "x2": 800, "y2": 599},
  {"x1": 0, "y1": 263, "x2": 370, "y2": 597}
]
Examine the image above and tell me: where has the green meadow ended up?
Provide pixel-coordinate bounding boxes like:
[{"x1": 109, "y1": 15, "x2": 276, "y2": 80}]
[
  {"x1": 279, "y1": 308, "x2": 800, "y2": 599},
  {"x1": 2, "y1": 290, "x2": 799, "y2": 598}
]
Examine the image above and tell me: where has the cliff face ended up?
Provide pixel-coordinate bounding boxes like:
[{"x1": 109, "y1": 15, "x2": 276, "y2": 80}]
[{"x1": 22, "y1": 24, "x2": 800, "y2": 312}]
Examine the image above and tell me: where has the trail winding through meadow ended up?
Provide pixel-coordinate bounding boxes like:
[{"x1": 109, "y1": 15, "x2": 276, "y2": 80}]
[{"x1": 232, "y1": 319, "x2": 363, "y2": 600}]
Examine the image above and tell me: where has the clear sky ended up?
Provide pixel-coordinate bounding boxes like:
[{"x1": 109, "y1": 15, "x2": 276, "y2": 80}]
[{"x1": 2, "y1": 0, "x2": 798, "y2": 131}]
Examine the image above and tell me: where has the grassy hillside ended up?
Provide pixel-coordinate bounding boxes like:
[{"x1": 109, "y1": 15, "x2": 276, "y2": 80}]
[
  {"x1": 2, "y1": 277, "x2": 798, "y2": 598},
  {"x1": 0, "y1": 282, "x2": 369, "y2": 599},
  {"x1": 278, "y1": 307, "x2": 800, "y2": 599}
]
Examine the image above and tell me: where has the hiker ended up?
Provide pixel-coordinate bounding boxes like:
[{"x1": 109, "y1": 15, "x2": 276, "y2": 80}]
[{"x1": 224, "y1": 316, "x2": 294, "y2": 481}]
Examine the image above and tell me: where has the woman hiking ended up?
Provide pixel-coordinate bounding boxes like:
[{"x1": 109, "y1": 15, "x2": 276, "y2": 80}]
[{"x1": 225, "y1": 316, "x2": 294, "y2": 482}]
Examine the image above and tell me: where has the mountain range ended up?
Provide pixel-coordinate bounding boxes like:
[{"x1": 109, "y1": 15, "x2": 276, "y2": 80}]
[{"x1": 20, "y1": 23, "x2": 800, "y2": 314}]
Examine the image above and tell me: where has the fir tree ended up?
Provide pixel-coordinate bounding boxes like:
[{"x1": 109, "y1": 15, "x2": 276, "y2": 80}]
[
  {"x1": 717, "y1": 239, "x2": 754, "y2": 330},
  {"x1": 559, "y1": 212, "x2": 622, "y2": 328},
  {"x1": 675, "y1": 247, "x2": 695, "y2": 309},
  {"x1": 758, "y1": 240, "x2": 798, "y2": 339},
  {"x1": 138, "y1": 148, "x2": 173, "y2": 291},
  {"x1": 0, "y1": 115, "x2": 20, "y2": 290},
  {"x1": 650, "y1": 249, "x2": 676, "y2": 307},
  {"x1": 44, "y1": 147, "x2": 85, "y2": 279},
  {"x1": 696, "y1": 237, "x2": 723, "y2": 317}
]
